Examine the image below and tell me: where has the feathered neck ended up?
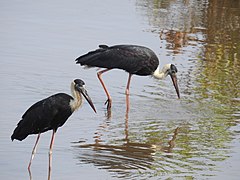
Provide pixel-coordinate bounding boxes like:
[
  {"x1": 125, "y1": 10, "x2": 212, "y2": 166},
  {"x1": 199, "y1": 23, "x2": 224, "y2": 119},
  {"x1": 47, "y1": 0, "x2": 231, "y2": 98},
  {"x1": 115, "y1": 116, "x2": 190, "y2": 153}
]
[
  {"x1": 152, "y1": 66, "x2": 169, "y2": 79},
  {"x1": 69, "y1": 82, "x2": 82, "y2": 111}
]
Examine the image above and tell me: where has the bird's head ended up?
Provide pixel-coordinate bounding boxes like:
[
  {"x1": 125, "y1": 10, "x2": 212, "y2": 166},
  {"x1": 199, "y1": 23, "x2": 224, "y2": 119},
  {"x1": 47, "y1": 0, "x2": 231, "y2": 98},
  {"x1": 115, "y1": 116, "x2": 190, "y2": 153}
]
[
  {"x1": 153, "y1": 64, "x2": 180, "y2": 99},
  {"x1": 164, "y1": 64, "x2": 180, "y2": 99},
  {"x1": 73, "y1": 79, "x2": 97, "y2": 113}
]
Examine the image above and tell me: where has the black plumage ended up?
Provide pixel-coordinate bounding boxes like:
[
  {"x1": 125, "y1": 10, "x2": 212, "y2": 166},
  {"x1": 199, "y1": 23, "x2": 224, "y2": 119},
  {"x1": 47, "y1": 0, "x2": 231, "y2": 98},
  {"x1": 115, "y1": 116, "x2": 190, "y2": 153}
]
[
  {"x1": 11, "y1": 93, "x2": 73, "y2": 141},
  {"x1": 76, "y1": 44, "x2": 159, "y2": 75},
  {"x1": 76, "y1": 44, "x2": 180, "y2": 111}
]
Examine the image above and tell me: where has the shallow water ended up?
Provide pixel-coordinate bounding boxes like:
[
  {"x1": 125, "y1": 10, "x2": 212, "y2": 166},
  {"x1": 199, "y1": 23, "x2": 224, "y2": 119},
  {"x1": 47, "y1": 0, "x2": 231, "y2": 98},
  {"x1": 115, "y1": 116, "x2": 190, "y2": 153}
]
[{"x1": 0, "y1": 0, "x2": 240, "y2": 179}]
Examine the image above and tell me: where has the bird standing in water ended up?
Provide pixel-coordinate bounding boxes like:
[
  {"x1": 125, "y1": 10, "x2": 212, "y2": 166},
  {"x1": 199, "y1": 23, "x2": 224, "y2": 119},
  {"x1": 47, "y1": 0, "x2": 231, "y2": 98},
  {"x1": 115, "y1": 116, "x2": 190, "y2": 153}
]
[
  {"x1": 11, "y1": 79, "x2": 96, "y2": 180},
  {"x1": 76, "y1": 44, "x2": 180, "y2": 111}
]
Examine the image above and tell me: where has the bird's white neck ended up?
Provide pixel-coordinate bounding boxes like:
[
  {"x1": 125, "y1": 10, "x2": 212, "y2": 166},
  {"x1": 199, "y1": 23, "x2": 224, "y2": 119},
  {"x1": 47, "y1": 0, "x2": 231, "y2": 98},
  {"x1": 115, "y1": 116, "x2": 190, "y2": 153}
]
[
  {"x1": 69, "y1": 82, "x2": 82, "y2": 111},
  {"x1": 152, "y1": 66, "x2": 168, "y2": 79}
]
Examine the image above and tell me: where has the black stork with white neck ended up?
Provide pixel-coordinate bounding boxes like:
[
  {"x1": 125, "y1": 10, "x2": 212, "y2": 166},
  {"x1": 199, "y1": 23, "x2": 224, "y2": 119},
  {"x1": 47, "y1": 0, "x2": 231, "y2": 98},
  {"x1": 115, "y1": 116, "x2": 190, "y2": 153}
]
[
  {"x1": 11, "y1": 79, "x2": 96, "y2": 179},
  {"x1": 75, "y1": 44, "x2": 180, "y2": 111}
]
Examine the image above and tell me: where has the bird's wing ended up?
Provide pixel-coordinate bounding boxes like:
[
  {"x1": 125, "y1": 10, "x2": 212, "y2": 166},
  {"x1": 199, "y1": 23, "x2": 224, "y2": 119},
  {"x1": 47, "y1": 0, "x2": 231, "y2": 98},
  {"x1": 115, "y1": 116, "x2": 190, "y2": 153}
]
[
  {"x1": 75, "y1": 45, "x2": 149, "y2": 74},
  {"x1": 23, "y1": 93, "x2": 72, "y2": 130},
  {"x1": 11, "y1": 94, "x2": 72, "y2": 141}
]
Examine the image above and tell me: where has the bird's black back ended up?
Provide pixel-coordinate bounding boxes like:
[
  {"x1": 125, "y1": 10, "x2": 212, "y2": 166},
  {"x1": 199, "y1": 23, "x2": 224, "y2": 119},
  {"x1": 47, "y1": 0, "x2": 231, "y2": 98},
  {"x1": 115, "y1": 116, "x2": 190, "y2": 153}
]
[
  {"x1": 11, "y1": 93, "x2": 74, "y2": 141},
  {"x1": 76, "y1": 45, "x2": 159, "y2": 76}
]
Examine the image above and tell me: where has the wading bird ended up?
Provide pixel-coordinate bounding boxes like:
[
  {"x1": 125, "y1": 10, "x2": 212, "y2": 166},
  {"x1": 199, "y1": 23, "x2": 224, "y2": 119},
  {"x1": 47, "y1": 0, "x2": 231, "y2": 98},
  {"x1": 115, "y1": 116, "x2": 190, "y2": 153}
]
[
  {"x1": 76, "y1": 44, "x2": 180, "y2": 111},
  {"x1": 11, "y1": 79, "x2": 96, "y2": 180}
]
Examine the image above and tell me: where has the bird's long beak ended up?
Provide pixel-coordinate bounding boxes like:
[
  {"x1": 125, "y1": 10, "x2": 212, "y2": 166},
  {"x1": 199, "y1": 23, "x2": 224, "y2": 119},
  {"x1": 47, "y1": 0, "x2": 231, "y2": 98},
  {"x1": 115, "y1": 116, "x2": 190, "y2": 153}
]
[
  {"x1": 79, "y1": 87, "x2": 97, "y2": 113},
  {"x1": 170, "y1": 73, "x2": 180, "y2": 99}
]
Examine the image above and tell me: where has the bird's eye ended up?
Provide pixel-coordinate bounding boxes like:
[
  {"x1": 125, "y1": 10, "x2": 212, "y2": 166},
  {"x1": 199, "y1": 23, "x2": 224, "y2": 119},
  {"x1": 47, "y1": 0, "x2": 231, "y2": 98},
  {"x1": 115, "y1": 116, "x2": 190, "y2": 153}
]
[
  {"x1": 170, "y1": 64, "x2": 178, "y2": 73},
  {"x1": 75, "y1": 84, "x2": 81, "y2": 90},
  {"x1": 171, "y1": 69, "x2": 176, "y2": 74}
]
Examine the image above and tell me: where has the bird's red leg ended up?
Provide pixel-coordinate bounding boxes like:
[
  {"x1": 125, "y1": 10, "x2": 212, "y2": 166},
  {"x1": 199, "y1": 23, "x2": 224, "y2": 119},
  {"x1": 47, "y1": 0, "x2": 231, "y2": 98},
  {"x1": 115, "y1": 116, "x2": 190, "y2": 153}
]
[
  {"x1": 97, "y1": 69, "x2": 112, "y2": 110},
  {"x1": 48, "y1": 130, "x2": 56, "y2": 180},
  {"x1": 28, "y1": 133, "x2": 41, "y2": 171},
  {"x1": 125, "y1": 73, "x2": 132, "y2": 112}
]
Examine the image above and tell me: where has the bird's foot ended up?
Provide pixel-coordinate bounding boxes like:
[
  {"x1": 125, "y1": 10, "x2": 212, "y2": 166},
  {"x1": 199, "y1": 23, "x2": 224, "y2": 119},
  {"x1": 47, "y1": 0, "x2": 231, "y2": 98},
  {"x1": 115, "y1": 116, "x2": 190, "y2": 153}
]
[{"x1": 104, "y1": 99, "x2": 112, "y2": 111}]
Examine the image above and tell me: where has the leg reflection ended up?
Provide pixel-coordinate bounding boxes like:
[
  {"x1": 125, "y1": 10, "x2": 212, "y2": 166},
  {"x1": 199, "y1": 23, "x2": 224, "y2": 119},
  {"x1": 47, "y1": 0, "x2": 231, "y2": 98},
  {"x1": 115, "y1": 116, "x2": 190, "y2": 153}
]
[
  {"x1": 28, "y1": 168, "x2": 32, "y2": 180},
  {"x1": 105, "y1": 109, "x2": 112, "y2": 120},
  {"x1": 125, "y1": 106, "x2": 129, "y2": 144}
]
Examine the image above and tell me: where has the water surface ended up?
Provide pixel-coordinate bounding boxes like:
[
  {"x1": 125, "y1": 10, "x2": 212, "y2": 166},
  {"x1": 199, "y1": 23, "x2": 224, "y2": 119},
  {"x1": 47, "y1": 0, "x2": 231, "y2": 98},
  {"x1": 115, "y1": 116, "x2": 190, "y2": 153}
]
[{"x1": 0, "y1": 0, "x2": 239, "y2": 179}]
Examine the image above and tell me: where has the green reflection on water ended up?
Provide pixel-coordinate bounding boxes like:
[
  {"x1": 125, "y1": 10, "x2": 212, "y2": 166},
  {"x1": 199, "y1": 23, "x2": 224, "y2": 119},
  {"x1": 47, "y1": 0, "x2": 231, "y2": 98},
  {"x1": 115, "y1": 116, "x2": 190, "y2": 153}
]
[
  {"x1": 75, "y1": 0, "x2": 240, "y2": 179},
  {"x1": 135, "y1": 0, "x2": 240, "y2": 178}
]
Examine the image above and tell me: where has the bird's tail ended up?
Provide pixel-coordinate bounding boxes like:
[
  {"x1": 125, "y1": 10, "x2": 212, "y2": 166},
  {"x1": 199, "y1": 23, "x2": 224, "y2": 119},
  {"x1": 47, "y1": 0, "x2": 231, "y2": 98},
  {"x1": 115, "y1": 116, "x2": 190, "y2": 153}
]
[
  {"x1": 75, "y1": 45, "x2": 109, "y2": 67},
  {"x1": 11, "y1": 120, "x2": 29, "y2": 141}
]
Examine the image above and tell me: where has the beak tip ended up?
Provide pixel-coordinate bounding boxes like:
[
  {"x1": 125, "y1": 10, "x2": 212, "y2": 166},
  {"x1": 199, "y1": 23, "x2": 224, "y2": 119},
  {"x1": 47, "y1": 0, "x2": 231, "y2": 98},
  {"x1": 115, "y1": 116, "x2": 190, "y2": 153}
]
[
  {"x1": 170, "y1": 73, "x2": 180, "y2": 100},
  {"x1": 90, "y1": 105, "x2": 97, "y2": 113},
  {"x1": 177, "y1": 92, "x2": 180, "y2": 99}
]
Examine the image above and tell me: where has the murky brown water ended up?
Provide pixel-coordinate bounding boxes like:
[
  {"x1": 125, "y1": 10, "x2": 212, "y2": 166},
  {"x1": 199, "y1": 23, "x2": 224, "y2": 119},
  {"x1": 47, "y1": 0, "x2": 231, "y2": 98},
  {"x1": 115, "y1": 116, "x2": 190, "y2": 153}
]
[{"x1": 0, "y1": 0, "x2": 239, "y2": 179}]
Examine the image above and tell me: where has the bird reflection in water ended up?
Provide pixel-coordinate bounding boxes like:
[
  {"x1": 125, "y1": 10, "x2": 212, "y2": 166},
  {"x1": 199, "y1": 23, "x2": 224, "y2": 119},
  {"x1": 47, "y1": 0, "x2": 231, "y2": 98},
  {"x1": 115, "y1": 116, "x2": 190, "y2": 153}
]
[{"x1": 72, "y1": 110, "x2": 180, "y2": 177}]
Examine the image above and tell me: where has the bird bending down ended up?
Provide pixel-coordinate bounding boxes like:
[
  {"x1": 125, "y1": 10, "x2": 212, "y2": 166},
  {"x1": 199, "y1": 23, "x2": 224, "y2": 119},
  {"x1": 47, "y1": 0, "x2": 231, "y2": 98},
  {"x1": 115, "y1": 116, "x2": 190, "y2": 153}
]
[
  {"x1": 76, "y1": 44, "x2": 180, "y2": 111},
  {"x1": 11, "y1": 79, "x2": 96, "y2": 180}
]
